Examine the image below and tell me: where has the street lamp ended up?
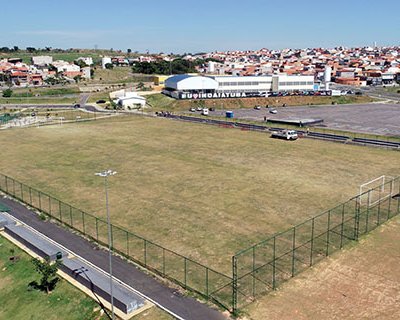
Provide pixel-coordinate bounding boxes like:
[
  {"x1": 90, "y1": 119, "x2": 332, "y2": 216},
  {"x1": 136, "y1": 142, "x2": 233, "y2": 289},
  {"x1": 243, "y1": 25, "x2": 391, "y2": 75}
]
[{"x1": 95, "y1": 169, "x2": 117, "y2": 320}]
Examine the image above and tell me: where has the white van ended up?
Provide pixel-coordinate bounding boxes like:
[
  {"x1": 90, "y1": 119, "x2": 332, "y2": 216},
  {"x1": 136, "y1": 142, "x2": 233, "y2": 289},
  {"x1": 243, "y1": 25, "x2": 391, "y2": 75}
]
[{"x1": 202, "y1": 108, "x2": 209, "y2": 116}]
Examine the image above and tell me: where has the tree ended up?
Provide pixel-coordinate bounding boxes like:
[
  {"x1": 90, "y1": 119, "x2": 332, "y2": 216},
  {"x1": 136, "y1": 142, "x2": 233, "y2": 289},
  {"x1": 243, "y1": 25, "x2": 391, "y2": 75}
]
[
  {"x1": 2, "y1": 89, "x2": 13, "y2": 98},
  {"x1": 26, "y1": 47, "x2": 36, "y2": 53},
  {"x1": 127, "y1": 48, "x2": 132, "y2": 54},
  {"x1": 73, "y1": 75, "x2": 82, "y2": 83},
  {"x1": 136, "y1": 82, "x2": 145, "y2": 90},
  {"x1": 31, "y1": 257, "x2": 62, "y2": 294},
  {"x1": 13, "y1": 46, "x2": 19, "y2": 52},
  {"x1": 74, "y1": 59, "x2": 88, "y2": 68},
  {"x1": 105, "y1": 63, "x2": 113, "y2": 70}
]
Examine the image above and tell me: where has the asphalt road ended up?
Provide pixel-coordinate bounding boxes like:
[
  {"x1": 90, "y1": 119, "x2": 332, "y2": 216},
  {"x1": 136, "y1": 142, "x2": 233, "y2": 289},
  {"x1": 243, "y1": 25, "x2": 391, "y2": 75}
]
[
  {"x1": 0, "y1": 196, "x2": 227, "y2": 320},
  {"x1": 209, "y1": 103, "x2": 400, "y2": 136}
]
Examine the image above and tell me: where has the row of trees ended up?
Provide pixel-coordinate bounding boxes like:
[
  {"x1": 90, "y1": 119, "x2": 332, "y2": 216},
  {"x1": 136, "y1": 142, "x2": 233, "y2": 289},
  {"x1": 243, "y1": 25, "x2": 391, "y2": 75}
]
[{"x1": 132, "y1": 58, "x2": 221, "y2": 75}]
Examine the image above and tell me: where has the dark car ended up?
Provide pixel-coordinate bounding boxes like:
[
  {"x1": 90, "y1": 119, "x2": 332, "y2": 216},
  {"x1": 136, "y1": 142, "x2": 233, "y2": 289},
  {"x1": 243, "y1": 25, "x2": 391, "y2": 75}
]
[
  {"x1": 355, "y1": 91, "x2": 363, "y2": 96},
  {"x1": 73, "y1": 104, "x2": 80, "y2": 108},
  {"x1": 96, "y1": 99, "x2": 106, "y2": 104}
]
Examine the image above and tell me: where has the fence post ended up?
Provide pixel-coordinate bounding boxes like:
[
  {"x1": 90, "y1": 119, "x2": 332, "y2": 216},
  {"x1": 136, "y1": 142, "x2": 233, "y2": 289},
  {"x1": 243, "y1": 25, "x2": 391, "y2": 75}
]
[
  {"x1": 387, "y1": 181, "x2": 392, "y2": 220},
  {"x1": 366, "y1": 190, "x2": 370, "y2": 233},
  {"x1": 38, "y1": 192, "x2": 42, "y2": 210},
  {"x1": 5, "y1": 176, "x2": 8, "y2": 193},
  {"x1": 82, "y1": 211, "x2": 86, "y2": 234},
  {"x1": 340, "y1": 203, "x2": 345, "y2": 249},
  {"x1": 310, "y1": 218, "x2": 315, "y2": 266},
  {"x1": 126, "y1": 231, "x2": 129, "y2": 256},
  {"x1": 59, "y1": 200, "x2": 62, "y2": 221},
  {"x1": 252, "y1": 246, "x2": 256, "y2": 297},
  {"x1": 162, "y1": 248, "x2": 166, "y2": 276},
  {"x1": 184, "y1": 257, "x2": 187, "y2": 289},
  {"x1": 326, "y1": 210, "x2": 331, "y2": 256},
  {"x1": 49, "y1": 196, "x2": 52, "y2": 216},
  {"x1": 272, "y1": 236, "x2": 276, "y2": 290},
  {"x1": 29, "y1": 187, "x2": 32, "y2": 204},
  {"x1": 232, "y1": 256, "x2": 238, "y2": 315},
  {"x1": 354, "y1": 199, "x2": 360, "y2": 241},
  {"x1": 20, "y1": 183, "x2": 24, "y2": 201},
  {"x1": 144, "y1": 239, "x2": 147, "y2": 267},
  {"x1": 206, "y1": 267, "x2": 209, "y2": 298},
  {"x1": 69, "y1": 206, "x2": 73, "y2": 227},
  {"x1": 291, "y1": 227, "x2": 296, "y2": 277},
  {"x1": 95, "y1": 217, "x2": 99, "y2": 242},
  {"x1": 377, "y1": 186, "x2": 382, "y2": 226}
]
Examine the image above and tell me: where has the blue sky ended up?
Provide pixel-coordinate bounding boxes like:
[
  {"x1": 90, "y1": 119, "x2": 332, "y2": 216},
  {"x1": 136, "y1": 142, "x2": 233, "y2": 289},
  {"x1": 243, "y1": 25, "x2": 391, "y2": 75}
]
[{"x1": 1, "y1": 0, "x2": 399, "y2": 53}]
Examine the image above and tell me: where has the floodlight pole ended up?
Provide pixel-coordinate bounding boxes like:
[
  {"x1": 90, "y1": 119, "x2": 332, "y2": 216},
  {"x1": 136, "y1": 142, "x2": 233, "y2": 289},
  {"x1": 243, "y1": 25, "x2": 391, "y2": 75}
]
[{"x1": 95, "y1": 170, "x2": 117, "y2": 320}]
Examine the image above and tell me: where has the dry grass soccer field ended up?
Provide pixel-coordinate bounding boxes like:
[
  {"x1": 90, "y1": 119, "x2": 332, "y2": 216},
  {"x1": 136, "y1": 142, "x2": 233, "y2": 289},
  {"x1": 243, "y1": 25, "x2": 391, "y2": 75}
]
[
  {"x1": 0, "y1": 115, "x2": 399, "y2": 273},
  {"x1": 245, "y1": 216, "x2": 400, "y2": 320}
]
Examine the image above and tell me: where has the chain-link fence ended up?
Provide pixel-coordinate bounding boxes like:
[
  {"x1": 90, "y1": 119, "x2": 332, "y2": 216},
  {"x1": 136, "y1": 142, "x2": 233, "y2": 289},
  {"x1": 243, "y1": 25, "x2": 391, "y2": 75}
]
[
  {"x1": 0, "y1": 173, "x2": 233, "y2": 311},
  {"x1": 232, "y1": 176, "x2": 400, "y2": 312},
  {"x1": 0, "y1": 172, "x2": 399, "y2": 315}
]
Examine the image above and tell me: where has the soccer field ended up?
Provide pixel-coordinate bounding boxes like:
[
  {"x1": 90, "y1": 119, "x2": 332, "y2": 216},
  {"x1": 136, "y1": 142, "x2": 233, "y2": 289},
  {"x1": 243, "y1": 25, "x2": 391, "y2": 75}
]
[{"x1": 0, "y1": 116, "x2": 398, "y2": 273}]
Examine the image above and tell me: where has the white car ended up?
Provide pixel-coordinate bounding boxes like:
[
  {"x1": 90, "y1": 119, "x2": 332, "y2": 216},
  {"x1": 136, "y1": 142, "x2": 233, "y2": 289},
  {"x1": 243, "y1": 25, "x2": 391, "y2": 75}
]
[
  {"x1": 201, "y1": 108, "x2": 209, "y2": 116},
  {"x1": 269, "y1": 109, "x2": 277, "y2": 114}
]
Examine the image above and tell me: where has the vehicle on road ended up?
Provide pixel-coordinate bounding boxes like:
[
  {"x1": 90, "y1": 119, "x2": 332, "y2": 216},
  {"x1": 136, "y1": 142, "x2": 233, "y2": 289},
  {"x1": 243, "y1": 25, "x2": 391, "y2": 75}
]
[
  {"x1": 254, "y1": 105, "x2": 261, "y2": 110},
  {"x1": 271, "y1": 129, "x2": 298, "y2": 140},
  {"x1": 269, "y1": 108, "x2": 278, "y2": 114},
  {"x1": 201, "y1": 108, "x2": 209, "y2": 116},
  {"x1": 73, "y1": 104, "x2": 80, "y2": 108}
]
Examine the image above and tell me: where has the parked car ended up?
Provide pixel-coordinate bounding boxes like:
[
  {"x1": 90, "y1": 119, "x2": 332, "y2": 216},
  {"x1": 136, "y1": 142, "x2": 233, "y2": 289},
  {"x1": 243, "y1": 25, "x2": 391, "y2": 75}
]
[
  {"x1": 254, "y1": 105, "x2": 261, "y2": 110},
  {"x1": 189, "y1": 107, "x2": 196, "y2": 112},
  {"x1": 96, "y1": 99, "x2": 106, "y2": 104},
  {"x1": 201, "y1": 108, "x2": 209, "y2": 116},
  {"x1": 271, "y1": 129, "x2": 298, "y2": 140}
]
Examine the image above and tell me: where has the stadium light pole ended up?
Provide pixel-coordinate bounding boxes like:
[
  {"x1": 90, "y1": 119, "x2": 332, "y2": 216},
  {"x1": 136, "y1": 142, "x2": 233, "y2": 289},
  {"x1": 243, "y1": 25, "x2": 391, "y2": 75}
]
[{"x1": 95, "y1": 169, "x2": 117, "y2": 320}]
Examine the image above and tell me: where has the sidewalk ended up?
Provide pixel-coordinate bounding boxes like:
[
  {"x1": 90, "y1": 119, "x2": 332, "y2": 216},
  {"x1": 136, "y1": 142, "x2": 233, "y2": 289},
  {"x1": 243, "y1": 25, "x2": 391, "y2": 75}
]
[{"x1": 0, "y1": 195, "x2": 227, "y2": 320}]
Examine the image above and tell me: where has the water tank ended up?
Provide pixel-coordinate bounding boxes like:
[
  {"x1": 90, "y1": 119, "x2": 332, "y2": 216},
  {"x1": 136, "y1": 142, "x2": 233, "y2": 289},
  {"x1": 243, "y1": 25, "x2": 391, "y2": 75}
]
[
  {"x1": 208, "y1": 61, "x2": 215, "y2": 73},
  {"x1": 102, "y1": 57, "x2": 112, "y2": 69},
  {"x1": 324, "y1": 66, "x2": 332, "y2": 83}
]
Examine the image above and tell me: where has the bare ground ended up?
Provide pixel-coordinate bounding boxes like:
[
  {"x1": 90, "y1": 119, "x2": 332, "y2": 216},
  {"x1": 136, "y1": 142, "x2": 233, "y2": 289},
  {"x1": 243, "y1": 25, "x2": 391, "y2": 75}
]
[{"x1": 245, "y1": 216, "x2": 400, "y2": 320}]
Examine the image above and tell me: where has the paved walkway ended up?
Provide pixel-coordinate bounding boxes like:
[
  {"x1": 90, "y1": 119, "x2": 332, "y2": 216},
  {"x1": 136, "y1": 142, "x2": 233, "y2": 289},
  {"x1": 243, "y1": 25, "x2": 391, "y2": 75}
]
[{"x1": 0, "y1": 196, "x2": 227, "y2": 320}]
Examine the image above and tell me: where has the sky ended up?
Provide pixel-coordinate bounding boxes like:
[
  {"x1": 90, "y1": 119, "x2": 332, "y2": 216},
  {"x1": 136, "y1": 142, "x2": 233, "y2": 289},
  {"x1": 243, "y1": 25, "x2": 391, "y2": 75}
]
[{"x1": 1, "y1": 0, "x2": 399, "y2": 53}]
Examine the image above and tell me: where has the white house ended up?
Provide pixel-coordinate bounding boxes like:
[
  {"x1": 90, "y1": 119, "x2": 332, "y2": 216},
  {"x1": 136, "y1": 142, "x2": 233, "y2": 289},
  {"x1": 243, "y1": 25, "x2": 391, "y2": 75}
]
[
  {"x1": 77, "y1": 57, "x2": 93, "y2": 66},
  {"x1": 110, "y1": 89, "x2": 146, "y2": 109},
  {"x1": 32, "y1": 56, "x2": 53, "y2": 66}
]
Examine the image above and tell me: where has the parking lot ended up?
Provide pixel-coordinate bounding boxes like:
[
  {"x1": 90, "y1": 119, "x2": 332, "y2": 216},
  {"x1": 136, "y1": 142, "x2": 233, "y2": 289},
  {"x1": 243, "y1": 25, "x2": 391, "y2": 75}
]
[{"x1": 210, "y1": 103, "x2": 400, "y2": 136}]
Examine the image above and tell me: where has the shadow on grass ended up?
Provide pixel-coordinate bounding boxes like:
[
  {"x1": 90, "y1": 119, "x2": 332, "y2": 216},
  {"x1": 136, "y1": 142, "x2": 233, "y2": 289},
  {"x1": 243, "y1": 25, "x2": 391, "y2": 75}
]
[{"x1": 27, "y1": 278, "x2": 60, "y2": 293}]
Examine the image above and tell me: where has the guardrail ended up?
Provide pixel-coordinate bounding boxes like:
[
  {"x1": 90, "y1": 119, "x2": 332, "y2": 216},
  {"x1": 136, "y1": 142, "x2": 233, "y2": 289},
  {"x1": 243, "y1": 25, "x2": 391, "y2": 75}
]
[{"x1": 158, "y1": 113, "x2": 399, "y2": 150}]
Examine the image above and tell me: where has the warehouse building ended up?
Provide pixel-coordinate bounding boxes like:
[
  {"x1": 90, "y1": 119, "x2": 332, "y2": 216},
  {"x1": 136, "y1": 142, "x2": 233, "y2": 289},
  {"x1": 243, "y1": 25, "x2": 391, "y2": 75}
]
[{"x1": 163, "y1": 74, "x2": 315, "y2": 99}]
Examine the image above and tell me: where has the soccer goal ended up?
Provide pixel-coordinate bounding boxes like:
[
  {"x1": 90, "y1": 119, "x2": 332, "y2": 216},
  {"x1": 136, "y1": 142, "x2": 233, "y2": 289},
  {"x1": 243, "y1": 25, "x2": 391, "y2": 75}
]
[{"x1": 359, "y1": 175, "x2": 395, "y2": 207}]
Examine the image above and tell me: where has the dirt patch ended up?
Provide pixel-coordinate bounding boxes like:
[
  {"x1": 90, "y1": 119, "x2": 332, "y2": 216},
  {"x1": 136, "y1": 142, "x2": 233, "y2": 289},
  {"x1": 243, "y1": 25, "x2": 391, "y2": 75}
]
[{"x1": 245, "y1": 216, "x2": 400, "y2": 320}]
